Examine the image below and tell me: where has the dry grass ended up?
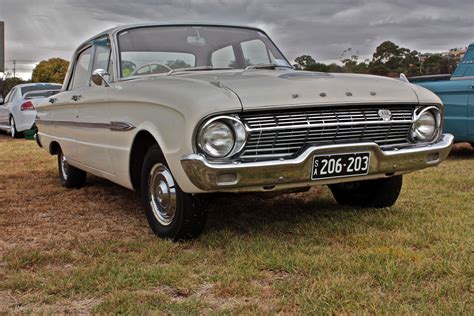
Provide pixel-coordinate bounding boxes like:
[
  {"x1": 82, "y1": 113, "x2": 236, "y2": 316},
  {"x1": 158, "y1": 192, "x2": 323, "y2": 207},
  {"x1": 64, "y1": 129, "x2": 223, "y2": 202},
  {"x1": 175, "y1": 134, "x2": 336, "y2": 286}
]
[{"x1": 0, "y1": 133, "x2": 473, "y2": 313}]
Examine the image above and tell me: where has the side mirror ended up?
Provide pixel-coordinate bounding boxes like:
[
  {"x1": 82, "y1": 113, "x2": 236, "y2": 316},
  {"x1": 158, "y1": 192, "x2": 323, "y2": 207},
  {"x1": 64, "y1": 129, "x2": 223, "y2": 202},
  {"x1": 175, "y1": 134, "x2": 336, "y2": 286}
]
[
  {"x1": 91, "y1": 69, "x2": 111, "y2": 87},
  {"x1": 399, "y1": 73, "x2": 409, "y2": 83}
]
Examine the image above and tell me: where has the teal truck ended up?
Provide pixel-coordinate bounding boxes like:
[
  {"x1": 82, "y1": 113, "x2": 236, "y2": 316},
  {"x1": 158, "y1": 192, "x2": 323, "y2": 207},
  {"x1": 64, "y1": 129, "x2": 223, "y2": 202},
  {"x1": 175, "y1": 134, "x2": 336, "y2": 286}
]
[{"x1": 411, "y1": 43, "x2": 474, "y2": 145}]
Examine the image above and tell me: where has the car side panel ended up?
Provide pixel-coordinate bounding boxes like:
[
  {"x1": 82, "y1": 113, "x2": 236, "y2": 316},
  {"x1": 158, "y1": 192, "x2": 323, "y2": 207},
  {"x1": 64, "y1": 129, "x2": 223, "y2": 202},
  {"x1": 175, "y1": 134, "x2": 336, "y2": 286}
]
[
  {"x1": 73, "y1": 85, "x2": 115, "y2": 174},
  {"x1": 417, "y1": 80, "x2": 469, "y2": 141},
  {"x1": 468, "y1": 79, "x2": 474, "y2": 139},
  {"x1": 102, "y1": 78, "x2": 243, "y2": 193},
  {"x1": 0, "y1": 102, "x2": 9, "y2": 127},
  {"x1": 10, "y1": 99, "x2": 36, "y2": 132},
  {"x1": 36, "y1": 91, "x2": 79, "y2": 160}
]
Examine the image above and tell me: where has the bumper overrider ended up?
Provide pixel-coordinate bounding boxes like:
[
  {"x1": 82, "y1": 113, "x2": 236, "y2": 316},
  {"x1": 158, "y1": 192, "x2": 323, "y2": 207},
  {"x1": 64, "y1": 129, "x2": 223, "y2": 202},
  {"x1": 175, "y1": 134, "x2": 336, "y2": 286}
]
[{"x1": 181, "y1": 134, "x2": 454, "y2": 192}]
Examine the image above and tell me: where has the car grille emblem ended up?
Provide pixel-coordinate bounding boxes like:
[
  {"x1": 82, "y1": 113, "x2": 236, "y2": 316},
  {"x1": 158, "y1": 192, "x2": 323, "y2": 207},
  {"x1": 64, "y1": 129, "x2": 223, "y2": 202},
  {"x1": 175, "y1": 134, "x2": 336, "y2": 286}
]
[{"x1": 378, "y1": 109, "x2": 392, "y2": 121}]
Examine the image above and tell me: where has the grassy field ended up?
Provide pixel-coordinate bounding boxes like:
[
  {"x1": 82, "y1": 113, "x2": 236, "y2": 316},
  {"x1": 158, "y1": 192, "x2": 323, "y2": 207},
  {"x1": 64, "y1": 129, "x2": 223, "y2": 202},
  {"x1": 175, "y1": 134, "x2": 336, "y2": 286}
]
[{"x1": 0, "y1": 134, "x2": 473, "y2": 313}]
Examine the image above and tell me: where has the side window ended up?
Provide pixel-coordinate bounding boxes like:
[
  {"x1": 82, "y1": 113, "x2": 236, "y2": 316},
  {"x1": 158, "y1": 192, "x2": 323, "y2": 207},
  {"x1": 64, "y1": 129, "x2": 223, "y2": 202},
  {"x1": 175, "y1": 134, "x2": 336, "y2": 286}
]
[
  {"x1": 453, "y1": 48, "x2": 474, "y2": 77},
  {"x1": 211, "y1": 45, "x2": 235, "y2": 68},
  {"x1": 241, "y1": 39, "x2": 271, "y2": 66},
  {"x1": 70, "y1": 46, "x2": 93, "y2": 90},
  {"x1": 13, "y1": 89, "x2": 21, "y2": 101},
  {"x1": 92, "y1": 41, "x2": 111, "y2": 72},
  {"x1": 3, "y1": 89, "x2": 13, "y2": 103}
]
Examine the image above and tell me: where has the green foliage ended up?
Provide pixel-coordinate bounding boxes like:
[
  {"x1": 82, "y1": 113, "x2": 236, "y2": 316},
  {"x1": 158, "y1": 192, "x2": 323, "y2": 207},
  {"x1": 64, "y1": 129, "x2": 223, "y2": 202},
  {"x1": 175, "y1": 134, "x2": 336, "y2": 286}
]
[
  {"x1": 1, "y1": 76, "x2": 29, "y2": 98},
  {"x1": 421, "y1": 54, "x2": 458, "y2": 75},
  {"x1": 295, "y1": 40, "x2": 461, "y2": 77},
  {"x1": 368, "y1": 41, "x2": 421, "y2": 76},
  {"x1": 31, "y1": 57, "x2": 69, "y2": 84}
]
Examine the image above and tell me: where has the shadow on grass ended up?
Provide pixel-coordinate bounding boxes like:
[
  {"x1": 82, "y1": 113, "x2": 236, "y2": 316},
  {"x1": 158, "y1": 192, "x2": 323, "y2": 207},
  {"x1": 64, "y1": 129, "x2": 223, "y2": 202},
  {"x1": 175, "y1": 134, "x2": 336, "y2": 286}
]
[
  {"x1": 204, "y1": 189, "x2": 397, "y2": 237},
  {"x1": 449, "y1": 142, "x2": 474, "y2": 160},
  {"x1": 86, "y1": 175, "x2": 387, "y2": 239}
]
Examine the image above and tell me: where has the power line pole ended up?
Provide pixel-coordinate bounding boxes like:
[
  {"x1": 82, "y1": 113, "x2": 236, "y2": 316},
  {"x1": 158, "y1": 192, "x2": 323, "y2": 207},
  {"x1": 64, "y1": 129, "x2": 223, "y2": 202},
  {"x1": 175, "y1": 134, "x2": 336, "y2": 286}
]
[{"x1": 13, "y1": 59, "x2": 16, "y2": 85}]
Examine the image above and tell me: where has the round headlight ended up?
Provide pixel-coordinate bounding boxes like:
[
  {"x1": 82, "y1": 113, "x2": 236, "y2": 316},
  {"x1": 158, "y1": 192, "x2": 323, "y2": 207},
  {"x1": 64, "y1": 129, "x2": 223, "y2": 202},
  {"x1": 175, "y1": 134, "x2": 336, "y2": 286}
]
[
  {"x1": 198, "y1": 121, "x2": 235, "y2": 158},
  {"x1": 411, "y1": 109, "x2": 438, "y2": 142}
]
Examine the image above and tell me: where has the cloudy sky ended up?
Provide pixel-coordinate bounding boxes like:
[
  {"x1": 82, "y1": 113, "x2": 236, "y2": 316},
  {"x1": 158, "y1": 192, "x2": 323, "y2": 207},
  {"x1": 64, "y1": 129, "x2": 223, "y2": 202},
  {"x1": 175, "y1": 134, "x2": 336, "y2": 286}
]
[{"x1": 0, "y1": 0, "x2": 473, "y2": 79}]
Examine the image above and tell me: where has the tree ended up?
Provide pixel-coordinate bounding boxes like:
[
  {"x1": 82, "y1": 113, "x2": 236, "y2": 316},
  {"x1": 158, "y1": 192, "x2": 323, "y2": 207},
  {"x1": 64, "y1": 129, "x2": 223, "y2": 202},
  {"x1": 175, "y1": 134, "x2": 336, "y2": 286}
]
[
  {"x1": 294, "y1": 55, "x2": 331, "y2": 72},
  {"x1": 1, "y1": 75, "x2": 29, "y2": 98},
  {"x1": 31, "y1": 58, "x2": 69, "y2": 83},
  {"x1": 294, "y1": 55, "x2": 317, "y2": 70},
  {"x1": 368, "y1": 41, "x2": 421, "y2": 76},
  {"x1": 340, "y1": 48, "x2": 369, "y2": 74},
  {"x1": 421, "y1": 54, "x2": 458, "y2": 75}
]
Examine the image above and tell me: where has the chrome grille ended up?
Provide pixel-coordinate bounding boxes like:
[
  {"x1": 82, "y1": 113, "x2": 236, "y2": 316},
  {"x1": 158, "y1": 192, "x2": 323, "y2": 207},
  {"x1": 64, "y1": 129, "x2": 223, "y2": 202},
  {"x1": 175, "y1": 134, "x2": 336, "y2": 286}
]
[{"x1": 239, "y1": 105, "x2": 415, "y2": 161}]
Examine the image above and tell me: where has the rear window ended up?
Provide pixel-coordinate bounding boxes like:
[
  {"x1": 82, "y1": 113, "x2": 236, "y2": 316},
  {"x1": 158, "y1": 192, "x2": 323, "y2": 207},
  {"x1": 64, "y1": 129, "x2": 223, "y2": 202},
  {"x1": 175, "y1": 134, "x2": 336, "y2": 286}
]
[
  {"x1": 21, "y1": 84, "x2": 62, "y2": 96},
  {"x1": 453, "y1": 48, "x2": 474, "y2": 77},
  {"x1": 25, "y1": 90, "x2": 60, "y2": 99}
]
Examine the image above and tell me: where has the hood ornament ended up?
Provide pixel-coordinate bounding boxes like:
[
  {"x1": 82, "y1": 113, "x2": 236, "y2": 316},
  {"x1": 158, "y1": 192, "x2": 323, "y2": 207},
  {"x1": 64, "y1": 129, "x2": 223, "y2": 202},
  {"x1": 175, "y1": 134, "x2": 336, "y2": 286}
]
[{"x1": 378, "y1": 109, "x2": 392, "y2": 121}]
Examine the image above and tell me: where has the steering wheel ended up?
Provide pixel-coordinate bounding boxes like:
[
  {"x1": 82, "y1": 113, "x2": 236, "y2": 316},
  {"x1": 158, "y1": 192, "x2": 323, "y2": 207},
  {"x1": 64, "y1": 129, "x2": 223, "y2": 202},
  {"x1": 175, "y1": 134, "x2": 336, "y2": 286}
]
[{"x1": 131, "y1": 62, "x2": 172, "y2": 76}]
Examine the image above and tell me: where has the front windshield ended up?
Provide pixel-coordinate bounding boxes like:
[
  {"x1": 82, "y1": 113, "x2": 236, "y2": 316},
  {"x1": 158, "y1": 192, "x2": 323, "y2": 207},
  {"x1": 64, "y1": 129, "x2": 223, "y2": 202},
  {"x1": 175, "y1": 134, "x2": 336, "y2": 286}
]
[{"x1": 117, "y1": 26, "x2": 291, "y2": 77}]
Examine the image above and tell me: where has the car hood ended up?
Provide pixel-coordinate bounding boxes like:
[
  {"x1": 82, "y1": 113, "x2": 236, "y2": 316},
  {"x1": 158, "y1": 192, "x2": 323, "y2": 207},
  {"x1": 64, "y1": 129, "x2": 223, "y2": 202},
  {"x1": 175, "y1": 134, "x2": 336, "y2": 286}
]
[{"x1": 176, "y1": 70, "x2": 421, "y2": 110}]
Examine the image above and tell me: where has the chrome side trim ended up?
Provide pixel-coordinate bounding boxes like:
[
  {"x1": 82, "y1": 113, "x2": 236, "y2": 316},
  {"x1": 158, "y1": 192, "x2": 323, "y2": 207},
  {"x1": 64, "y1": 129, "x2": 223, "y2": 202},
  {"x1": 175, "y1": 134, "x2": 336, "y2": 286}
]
[
  {"x1": 35, "y1": 119, "x2": 135, "y2": 131},
  {"x1": 451, "y1": 76, "x2": 474, "y2": 81},
  {"x1": 110, "y1": 121, "x2": 136, "y2": 131},
  {"x1": 247, "y1": 119, "x2": 415, "y2": 132}
]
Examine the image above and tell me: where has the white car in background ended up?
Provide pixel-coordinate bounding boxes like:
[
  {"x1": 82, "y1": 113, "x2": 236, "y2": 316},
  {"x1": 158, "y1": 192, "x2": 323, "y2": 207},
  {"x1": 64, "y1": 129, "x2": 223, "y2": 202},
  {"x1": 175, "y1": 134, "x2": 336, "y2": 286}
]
[{"x1": 0, "y1": 83, "x2": 62, "y2": 138}]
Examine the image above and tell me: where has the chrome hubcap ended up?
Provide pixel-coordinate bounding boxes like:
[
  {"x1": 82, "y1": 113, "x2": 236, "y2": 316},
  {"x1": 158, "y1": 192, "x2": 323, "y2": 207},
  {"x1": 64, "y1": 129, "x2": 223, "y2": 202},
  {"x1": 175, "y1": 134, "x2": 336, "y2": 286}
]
[
  {"x1": 149, "y1": 164, "x2": 176, "y2": 226},
  {"x1": 60, "y1": 153, "x2": 68, "y2": 180}
]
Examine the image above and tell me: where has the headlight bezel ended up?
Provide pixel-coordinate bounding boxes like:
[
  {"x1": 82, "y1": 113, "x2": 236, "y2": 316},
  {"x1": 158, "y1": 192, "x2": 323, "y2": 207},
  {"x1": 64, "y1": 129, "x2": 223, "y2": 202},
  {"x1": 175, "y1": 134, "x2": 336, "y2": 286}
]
[
  {"x1": 410, "y1": 105, "x2": 442, "y2": 143},
  {"x1": 196, "y1": 115, "x2": 248, "y2": 159}
]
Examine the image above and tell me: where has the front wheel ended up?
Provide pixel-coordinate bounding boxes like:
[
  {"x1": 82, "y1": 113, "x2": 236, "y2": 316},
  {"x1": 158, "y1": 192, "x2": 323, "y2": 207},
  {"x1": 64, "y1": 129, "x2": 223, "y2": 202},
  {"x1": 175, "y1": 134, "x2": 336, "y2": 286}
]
[
  {"x1": 141, "y1": 144, "x2": 207, "y2": 240},
  {"x1": 329, "y1": 175, "x2": 403, "y2": 208},
  {"x1": 58, "y1": 149, "x2": 87, "y2": 188}
]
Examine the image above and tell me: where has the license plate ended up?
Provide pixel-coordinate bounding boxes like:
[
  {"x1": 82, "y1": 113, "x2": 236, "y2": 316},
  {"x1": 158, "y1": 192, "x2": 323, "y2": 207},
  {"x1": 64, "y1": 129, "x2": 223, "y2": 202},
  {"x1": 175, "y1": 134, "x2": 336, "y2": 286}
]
[{"x1": 311, "y1": 152, "x2": 370, "y2": 180}]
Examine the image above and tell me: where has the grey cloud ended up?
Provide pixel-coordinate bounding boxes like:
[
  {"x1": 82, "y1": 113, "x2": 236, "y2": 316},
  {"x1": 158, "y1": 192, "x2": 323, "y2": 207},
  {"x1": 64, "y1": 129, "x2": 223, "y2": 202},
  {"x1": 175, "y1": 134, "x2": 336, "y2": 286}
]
[{"x1": 0, "y1": 0, "x2": 472, "y2": 78}]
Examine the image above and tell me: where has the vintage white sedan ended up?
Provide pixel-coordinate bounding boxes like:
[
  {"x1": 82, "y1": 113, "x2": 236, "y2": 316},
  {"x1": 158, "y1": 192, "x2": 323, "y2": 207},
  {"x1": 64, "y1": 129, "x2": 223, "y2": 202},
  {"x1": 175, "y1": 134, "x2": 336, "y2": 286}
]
[{"x1": 35, "y1": 24, "x2": 453, "y2": 240}]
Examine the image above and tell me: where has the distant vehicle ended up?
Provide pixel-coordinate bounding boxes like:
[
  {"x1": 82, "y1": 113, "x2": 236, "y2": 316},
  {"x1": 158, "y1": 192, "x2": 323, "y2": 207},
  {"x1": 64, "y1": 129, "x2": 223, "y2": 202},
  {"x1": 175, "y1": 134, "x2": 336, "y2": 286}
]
[
  {"x1": 411, "y1": 43, "x2": 474, "y2": 145},
  {"x1": 36, "y1": 24, "x2": 452, "y2": 240},
  {"x1": 0, "y1": 83, "x2": 62, "y2": 138}
]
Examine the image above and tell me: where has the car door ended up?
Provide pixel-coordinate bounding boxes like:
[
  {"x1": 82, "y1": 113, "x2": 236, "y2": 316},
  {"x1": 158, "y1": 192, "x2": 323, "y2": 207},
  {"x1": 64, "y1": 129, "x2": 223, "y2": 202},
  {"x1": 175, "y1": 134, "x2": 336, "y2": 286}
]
[
  {"x1": 73, "y1": 37, "x2": 114, "y2": 174},
  {"x1": 0, "y1": 88, "x2": 13, "y2": 127},
  {"x1": 44, "y1": 46, "x2": 97, "y2": 161},
  {"x1": 467, "y1": 79, "x2": 474, "y2": 138}
]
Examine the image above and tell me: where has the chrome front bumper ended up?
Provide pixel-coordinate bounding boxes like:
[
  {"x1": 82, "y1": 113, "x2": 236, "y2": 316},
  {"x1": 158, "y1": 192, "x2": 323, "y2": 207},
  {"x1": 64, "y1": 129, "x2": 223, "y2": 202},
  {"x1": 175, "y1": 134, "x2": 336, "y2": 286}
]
[{"x1": 181, "y1": 134, "x2": 454, "y2": 192}]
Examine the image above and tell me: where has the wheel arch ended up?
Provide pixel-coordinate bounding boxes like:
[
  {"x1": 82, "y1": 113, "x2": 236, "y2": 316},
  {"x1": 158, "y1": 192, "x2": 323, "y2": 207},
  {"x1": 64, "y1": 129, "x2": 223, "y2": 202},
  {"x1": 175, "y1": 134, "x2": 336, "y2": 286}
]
[
  {"x1": 49, "y1": 141, "x2": 61, "y2": 155},
  {"x1": 129, "y1": 129, "x2": 164, "y2": 192}
]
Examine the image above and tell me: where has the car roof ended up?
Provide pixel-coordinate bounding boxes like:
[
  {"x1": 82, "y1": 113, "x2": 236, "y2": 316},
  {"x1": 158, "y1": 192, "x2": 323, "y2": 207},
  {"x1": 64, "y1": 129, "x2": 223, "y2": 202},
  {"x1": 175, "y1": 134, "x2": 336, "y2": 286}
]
[
  {"x1": 12, "y1": 83, "x2": 62, "y2": 88},
  {"x1": 81, "y1": 23, "x2": 268, "y2": 45}
]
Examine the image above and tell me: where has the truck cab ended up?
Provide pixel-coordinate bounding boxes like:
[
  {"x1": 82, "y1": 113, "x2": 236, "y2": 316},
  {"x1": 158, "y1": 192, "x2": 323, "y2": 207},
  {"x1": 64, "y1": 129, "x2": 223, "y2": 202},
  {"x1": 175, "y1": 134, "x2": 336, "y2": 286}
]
[{"x1": 411, "y1": 44, "x2": 474, "y2": 144}]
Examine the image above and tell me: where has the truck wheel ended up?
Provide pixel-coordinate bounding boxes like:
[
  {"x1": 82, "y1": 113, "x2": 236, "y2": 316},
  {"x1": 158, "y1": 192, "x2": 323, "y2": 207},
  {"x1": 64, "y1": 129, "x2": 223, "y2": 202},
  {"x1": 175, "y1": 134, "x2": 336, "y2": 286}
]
[
  {"x1": 329, "y1": 175, "x2": 403, "y2": 208},
  {"x1": 58, "y1": 149, "x2": 87, "y2": 188},
  {"x1": 10, "y1": 116, "x2": 22, "y2": 139},
  {"x1": 141, "y1": 144, "x2": 207, "y2": 240}
]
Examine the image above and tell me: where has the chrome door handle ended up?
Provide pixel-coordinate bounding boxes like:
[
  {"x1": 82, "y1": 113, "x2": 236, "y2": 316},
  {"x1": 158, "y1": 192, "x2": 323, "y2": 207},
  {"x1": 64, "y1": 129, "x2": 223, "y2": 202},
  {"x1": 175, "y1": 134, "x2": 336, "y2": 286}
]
[
  {"x1": 71, "y1": 95, "x2": 82, "y2": 101},
  {"x1": 49, "y1": 97, "x2": 57, "y2": 104}
]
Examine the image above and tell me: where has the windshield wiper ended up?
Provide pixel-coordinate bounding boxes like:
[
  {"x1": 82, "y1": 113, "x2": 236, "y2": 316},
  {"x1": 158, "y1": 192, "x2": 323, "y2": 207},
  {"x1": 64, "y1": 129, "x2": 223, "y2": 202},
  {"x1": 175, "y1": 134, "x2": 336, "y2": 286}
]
[
  {"x1": 168, "y1": 66, "x2": 233, "y2": 75},
  {"x1": 244, "y1": 63, "x2": 293, "y2": 71}
]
